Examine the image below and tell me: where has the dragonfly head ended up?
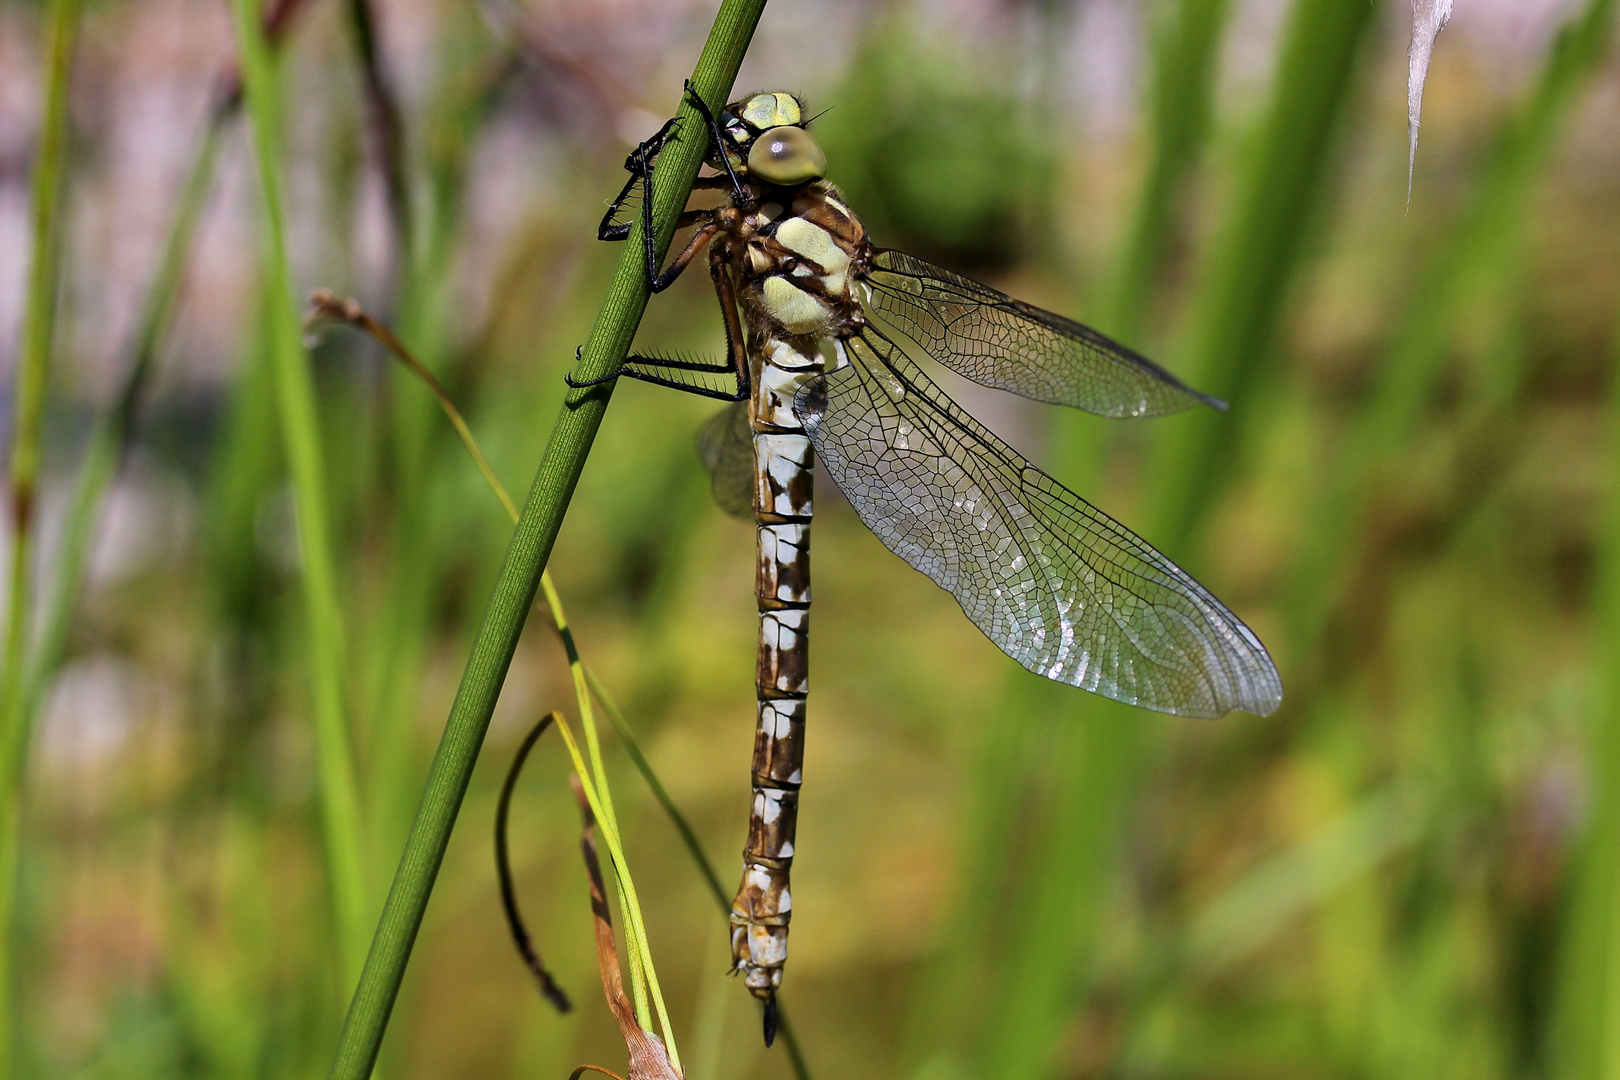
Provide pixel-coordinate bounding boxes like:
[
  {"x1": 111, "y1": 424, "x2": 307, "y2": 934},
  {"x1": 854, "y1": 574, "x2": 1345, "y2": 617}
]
[{"x1": 714, "y1": 91, "x2": 827, "y2": 187}]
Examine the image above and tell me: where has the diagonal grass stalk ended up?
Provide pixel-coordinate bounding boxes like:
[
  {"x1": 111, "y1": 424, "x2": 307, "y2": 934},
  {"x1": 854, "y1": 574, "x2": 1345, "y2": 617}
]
[
  {"x1": 0, "y1": 0, "x2": 81, "y2": 1069},
  {"x1": 228, "y1": 0, "x2": 370, "y2": 988},
  {"x1": 535, "y1": 574, "x2": 654, "y2": 1030},
  {"x1": 324, "y1": 6, "x2": 767, "y2": 1075}
]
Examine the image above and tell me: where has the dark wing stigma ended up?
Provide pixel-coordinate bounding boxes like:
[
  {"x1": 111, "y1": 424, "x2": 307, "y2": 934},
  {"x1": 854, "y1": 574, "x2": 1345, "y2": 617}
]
[
  {"x1": 794, "y1": 327, "x2": 1281, "y2": 718},
  {"x1": 863, "y1": 249, "x2": 1225, "y2": 418}
]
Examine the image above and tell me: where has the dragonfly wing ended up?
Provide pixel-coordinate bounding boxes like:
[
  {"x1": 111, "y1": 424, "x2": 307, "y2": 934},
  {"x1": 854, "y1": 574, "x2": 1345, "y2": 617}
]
[
  {"x1": 864, "y1": 248, "x2": 1224, "y2": 418},
  {"x1": 696, "y1": 400, "x2": 755, "y2": 519},
  {"x1": 795, "y1": 329, "x2": 1281, "y2": 718}
]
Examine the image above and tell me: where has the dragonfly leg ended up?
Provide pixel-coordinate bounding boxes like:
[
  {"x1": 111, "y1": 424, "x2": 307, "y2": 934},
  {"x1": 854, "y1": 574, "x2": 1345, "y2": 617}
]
[
  {"x1": 596, "y1": 115, "x2": 679, "y2": 242},
  {"x1": 612, "y1": 131, "x2": 719, "y2": 292},
  {"x1": 596, "y1": 170, "x2": 642, "y2": 243},
  {"x1": 596, "y1": 111, "x2": 725, "y2": 244},
  {"x1": 575, "y1": 365, "x2": 746, "y2": 402},
  {"x1": 566, "y1": 349, "x2": 747, "y2": 402},
  {"x1": 680, "y1": 79, "x2": 747, "y2": 204},
  {"x1": 710, "y1": 237, "x2": 750, "y2": 387},
  {"x1": 649, "y1": 217, "x2": 718, "y2": 294},
  {"x1": 566, "y1": 240, "x2": 749, "y2": 401}
]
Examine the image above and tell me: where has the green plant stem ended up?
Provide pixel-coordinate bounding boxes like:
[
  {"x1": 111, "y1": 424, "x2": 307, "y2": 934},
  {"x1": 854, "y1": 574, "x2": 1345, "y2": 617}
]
[
  {"x1": 229, "y1": 0, "x2": 370, "y2": 987},
  {"x1": 1150, "y1": 0, "x2": 1376, "y2": 550},
  {"x1": 1106, "y1": 0, "x2": 1232, "y2": 344},
  {"x1": 27, "y1": 103, "x2": 225, "y2": 744},
  {"x1": 0, "y1": 0, "x2": 80, "y2": 1069},
  {"x1": 1555, "y1": 14, "x2": 1620, "y2": 1068},
  {"x1": 323, "y1": 5, "x2": 767, "y2": 1076}
]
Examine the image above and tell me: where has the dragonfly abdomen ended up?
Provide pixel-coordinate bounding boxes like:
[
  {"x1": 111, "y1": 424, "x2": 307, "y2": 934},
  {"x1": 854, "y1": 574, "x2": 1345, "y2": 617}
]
[{"x1": 731, "y1": 327, "x2": 823, "y2": 1006}]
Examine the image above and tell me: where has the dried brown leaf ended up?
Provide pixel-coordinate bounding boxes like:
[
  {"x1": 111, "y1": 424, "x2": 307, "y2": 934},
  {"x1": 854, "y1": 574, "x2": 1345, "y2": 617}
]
[{"x1": 574, "y1": 776, "x2": 683, "y2": 1080}]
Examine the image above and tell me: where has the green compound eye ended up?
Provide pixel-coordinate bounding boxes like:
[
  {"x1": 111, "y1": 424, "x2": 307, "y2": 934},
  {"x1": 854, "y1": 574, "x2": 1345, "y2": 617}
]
[{"x1": 747, "y1": 126, "x2": 827, "y2": 186}]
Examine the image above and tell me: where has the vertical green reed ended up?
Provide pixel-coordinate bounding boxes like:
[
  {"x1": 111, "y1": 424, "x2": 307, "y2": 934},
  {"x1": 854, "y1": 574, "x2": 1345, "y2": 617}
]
[
  {"x1": 1106, "y1": 0, "x2": 1233, "y2": 347},
  {"x1": 0, "y1": 0, "x2": 80, "y2": 1070},
  {"x1": 229, "y1": 0, "x2": 370, "y2": 985},
  {"x1": 324, "y1": 5, "x2": 767, "y2": 1078},
  {"x1": 339, "y1": 0, "x2": 427, "y2": 931},
  {"x1": 1564, "y1": 321, "x2": 1620, "y2": 1080},
  {"x1": 943, "y1": 2, "x2": 1378, "y2": 1076},
  {"x1": 1285, "y1": 0, "x2": 1616, "y2": 658},
  {"x1": 1149, "y1": 0, "x2": 1375, "y2": 545},
  {"x1": 7, "y1": 6, "x2": 311, "y2": 1058},
  {"x1": 27, "y1": 106, "x2": 225, "y2": 752},
  {"x1": 1555, "y1": 14, "x2": 1620, "y2": 1073}
]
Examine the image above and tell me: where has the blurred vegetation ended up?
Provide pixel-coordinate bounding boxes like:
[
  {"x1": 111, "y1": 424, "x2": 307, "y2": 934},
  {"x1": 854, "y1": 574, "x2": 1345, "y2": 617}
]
[{"x1": 2, "y1": 0, "x2": 1619, "y2": 1078}]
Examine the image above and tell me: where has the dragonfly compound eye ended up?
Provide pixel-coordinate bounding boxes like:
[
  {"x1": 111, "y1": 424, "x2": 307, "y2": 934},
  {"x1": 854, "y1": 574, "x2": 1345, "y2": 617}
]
[{"x1": 747, "y1": 126, "x2": 827, "y2": 186}]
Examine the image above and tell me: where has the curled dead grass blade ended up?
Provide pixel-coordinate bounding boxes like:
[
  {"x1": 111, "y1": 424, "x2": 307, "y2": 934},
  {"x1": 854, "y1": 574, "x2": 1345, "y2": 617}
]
[{"x1": 574, "y1": 774, "x2": 684, "y2": 1080}]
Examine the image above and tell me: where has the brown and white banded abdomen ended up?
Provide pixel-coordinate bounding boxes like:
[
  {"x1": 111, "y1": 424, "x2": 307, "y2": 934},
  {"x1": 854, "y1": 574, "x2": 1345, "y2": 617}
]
[{"x1": 730, "y1": 331, "x2": 820, "y2": 1000}]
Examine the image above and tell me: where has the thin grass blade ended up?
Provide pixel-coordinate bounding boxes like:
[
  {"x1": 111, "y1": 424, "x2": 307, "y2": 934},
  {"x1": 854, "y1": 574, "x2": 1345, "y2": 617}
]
[
  {"x1": 228, "y1": 0, "x2": 370, "y2": 986},
  {"x1": 0, "y1": 0, "x2": 81, "y2": 1069}
]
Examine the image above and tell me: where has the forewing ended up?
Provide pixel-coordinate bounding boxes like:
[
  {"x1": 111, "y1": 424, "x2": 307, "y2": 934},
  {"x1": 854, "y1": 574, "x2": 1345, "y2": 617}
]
[
  {"x1": 864, "y1": 249, "x2": 1224, "y2": 419},
  {"x1": 696, "y1": 400, "x2": 754, "y2": 519},
  {"x1": 794, "y1": 330, "x2": 1281, "y2": 718}
]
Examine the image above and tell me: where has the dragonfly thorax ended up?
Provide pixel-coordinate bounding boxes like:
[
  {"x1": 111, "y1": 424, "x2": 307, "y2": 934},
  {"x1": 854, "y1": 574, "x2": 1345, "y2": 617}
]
[{"x1": 721, "y1": 182, "x2": 869, "y2": 342}]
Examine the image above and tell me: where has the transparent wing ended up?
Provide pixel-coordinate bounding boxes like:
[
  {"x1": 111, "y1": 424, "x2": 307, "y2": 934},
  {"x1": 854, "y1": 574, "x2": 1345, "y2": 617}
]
[
  {"x1": 794, "y1": 328, "x2": 1281, "y2": 718},
  {"x1": 864, "y1": 248, "x2": 1225, "y2": 419},
  {"x1": 696, "y1": 400, "x2": 755, "y2": 519}
]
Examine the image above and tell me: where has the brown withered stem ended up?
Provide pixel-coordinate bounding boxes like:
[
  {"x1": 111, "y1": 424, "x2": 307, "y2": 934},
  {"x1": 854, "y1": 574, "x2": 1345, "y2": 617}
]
[
  {"x1": 494, "y1": 713, "x2": 572, "y2": 1012},
  {"x1": 573, "y1": 771, "x2": 684, "y2": 1080}
]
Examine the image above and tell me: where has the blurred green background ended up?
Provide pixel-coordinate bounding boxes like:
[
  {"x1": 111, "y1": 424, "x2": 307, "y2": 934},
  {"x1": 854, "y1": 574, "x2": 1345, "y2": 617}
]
[{"x1": 3, "y1": 0, "x2": 1620, "y2": 1076}]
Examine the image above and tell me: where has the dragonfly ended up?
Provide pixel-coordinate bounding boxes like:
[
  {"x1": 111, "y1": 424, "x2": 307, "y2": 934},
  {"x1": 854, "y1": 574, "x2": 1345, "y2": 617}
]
[{"x1": 573, "y1": 86, "x2": 1283, "y2": 1045}]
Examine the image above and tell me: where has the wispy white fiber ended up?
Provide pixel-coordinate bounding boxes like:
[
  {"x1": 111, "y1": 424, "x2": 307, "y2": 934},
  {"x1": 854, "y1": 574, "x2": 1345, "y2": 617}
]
[{"x1": 1408, "y1": 0, "x2": 1454, "y2": 205}]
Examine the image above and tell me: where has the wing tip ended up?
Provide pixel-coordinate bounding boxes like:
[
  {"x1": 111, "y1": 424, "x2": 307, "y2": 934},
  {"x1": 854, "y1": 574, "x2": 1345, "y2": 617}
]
[{"x1": 1235, "y1": 684, "x2": 1284, "y2": 718}]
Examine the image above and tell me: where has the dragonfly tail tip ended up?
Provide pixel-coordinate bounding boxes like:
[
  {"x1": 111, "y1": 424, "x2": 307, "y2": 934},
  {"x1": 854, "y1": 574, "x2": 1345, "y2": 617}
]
[{"x1": 762, "y1": 992, "x2": 779, "y2": 1048}]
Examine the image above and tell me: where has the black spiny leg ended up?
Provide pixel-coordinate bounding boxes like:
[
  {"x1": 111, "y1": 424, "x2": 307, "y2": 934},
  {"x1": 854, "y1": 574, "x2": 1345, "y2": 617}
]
[
  {"x1": 597, "y1": 115, "x2": 678, "y2": 242},
  {"x1": 681, "y1": 80, "x2": 748, "y2": 205},
  {"x1": 568, "y1": 241, "x2": 752, "y2": 403},
  {"x1": 634, "y1": 83, "x2": 748, "y2": 277},
  {"x1": 600, "y1": 82, "x2": 750, "y2": 292},
  {"x1": 599, "y1": 121, "x2": 711, "y2": 294},
  {"x1": 566, "y1": 351, "x2": 747, "y2": 402}
]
